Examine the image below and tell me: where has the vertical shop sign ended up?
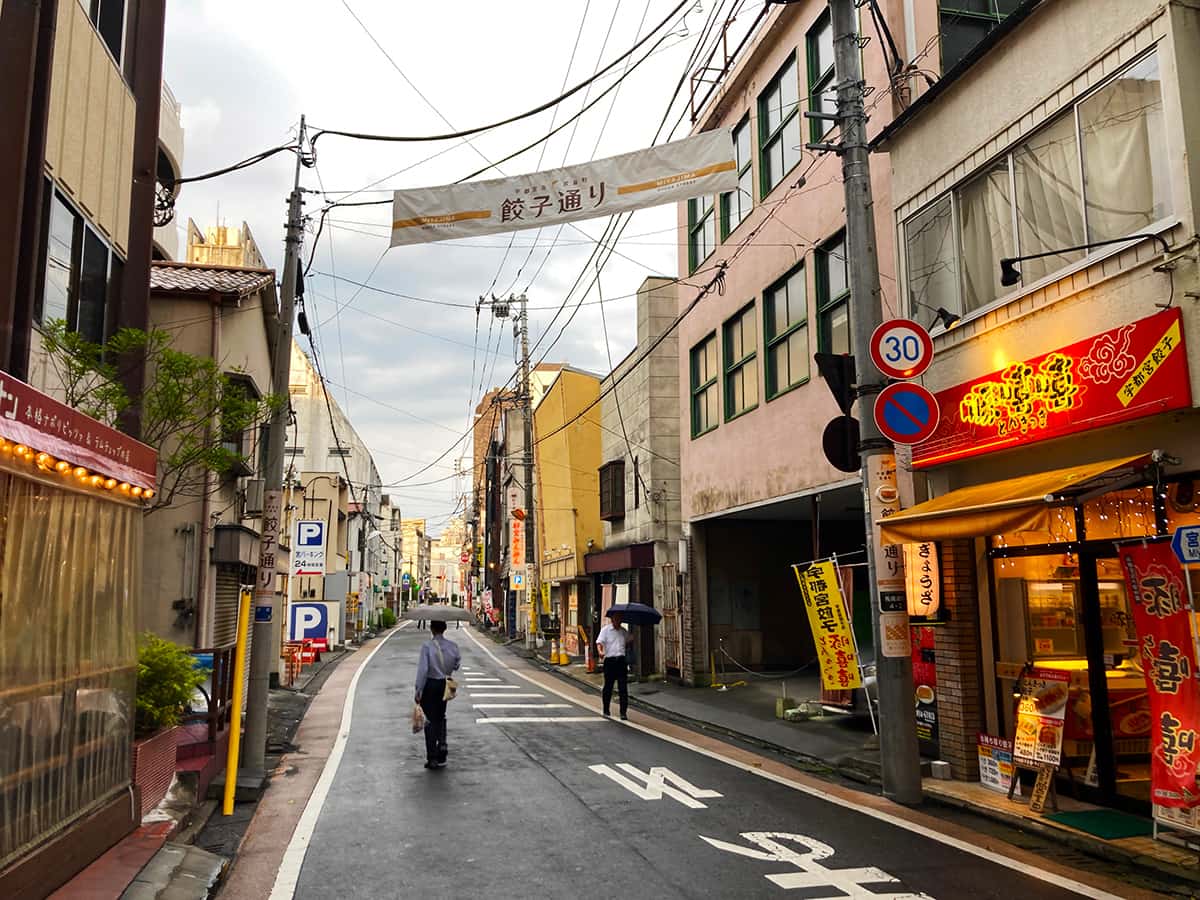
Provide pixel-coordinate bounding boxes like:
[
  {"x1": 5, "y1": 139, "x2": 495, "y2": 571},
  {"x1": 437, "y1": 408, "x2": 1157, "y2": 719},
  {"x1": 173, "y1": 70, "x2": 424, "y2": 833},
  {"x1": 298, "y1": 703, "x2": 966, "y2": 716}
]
[
  {"x1": 911, "y1": 625, "x2": 938, "y2": 746},
  {"x1": 794, "y1": 561, "x2": 862, "y2": 691},
  {"x1": 977, "y1": 734, "x2": 1017, "y2": 795},
  {"x1": 868, "y1": 453, "x2": 910, "y2": 658},
  {"x1": 1119, "y1": 541, "x2": 1200, "y2": 808},
  {"x1": 1013, "y1": 668, "x2": 1070, "y2": 767}
]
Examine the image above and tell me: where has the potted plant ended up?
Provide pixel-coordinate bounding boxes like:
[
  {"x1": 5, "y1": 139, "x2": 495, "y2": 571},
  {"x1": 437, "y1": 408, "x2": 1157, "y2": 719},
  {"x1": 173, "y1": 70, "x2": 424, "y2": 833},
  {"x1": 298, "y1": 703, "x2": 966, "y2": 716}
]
[{"x1": 131, "y1": 633, "x2": 209, "y2": 816}]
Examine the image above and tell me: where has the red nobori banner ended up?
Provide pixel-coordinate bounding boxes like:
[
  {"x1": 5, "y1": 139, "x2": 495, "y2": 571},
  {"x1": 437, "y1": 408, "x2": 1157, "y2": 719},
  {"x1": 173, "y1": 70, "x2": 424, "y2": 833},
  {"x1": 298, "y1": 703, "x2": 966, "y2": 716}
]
[
  {"x1": 1119, "y1": 540, "x2": 1200, "y2": 808},
  {"x1": 0, "y1": 372, "x2": 157, "y2": 490},
  {"x1": 913, "y1": 308, "x2": 1190, "y2": 468}
]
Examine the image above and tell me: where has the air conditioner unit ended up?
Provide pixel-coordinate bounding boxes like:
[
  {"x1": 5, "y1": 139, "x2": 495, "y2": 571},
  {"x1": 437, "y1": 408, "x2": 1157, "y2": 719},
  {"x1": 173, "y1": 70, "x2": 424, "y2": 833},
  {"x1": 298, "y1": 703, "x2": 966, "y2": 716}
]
[{"x1": 244, "y1": 479, "x2": 265, "y2": 516}]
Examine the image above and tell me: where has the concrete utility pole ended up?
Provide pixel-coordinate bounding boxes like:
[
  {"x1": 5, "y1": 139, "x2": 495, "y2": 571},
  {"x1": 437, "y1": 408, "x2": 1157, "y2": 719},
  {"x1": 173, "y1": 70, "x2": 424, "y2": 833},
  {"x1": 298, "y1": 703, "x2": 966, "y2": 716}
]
[
  {"x1": 828, "y1": 0, "x2": 922, "y2": 803},
  {"x1": 516, "y1": 292, "x2": 539, "y2": 649},
  {"x1": 243, "y1": 116, "x2": 307, "y2": 779}
]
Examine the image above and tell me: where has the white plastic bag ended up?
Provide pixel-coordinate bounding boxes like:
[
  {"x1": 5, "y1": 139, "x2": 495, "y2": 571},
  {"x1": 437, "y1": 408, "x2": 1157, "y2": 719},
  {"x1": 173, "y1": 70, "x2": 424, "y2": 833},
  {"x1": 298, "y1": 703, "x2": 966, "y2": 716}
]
[{"x1": 411, "y1": 703, "x2": 425, "y2": 734}]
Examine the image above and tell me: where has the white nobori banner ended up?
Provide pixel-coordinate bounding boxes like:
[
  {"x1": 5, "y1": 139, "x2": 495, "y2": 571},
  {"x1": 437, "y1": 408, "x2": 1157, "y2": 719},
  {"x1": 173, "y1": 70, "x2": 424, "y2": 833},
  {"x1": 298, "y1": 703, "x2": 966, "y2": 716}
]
[{"x1": 389, "y1": 129, "x2": 737, "y2": 246}]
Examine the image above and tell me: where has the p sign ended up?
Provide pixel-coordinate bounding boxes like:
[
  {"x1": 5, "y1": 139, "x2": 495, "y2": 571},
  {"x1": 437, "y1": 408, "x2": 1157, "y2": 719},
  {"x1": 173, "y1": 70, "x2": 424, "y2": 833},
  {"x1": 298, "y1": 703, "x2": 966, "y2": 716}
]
[
  {"x1": 293, "y1": 519, "x2": 327, "y2": 575},
  {"x1": 289, "y1": 602, "x2": 329, "y2": 641}
]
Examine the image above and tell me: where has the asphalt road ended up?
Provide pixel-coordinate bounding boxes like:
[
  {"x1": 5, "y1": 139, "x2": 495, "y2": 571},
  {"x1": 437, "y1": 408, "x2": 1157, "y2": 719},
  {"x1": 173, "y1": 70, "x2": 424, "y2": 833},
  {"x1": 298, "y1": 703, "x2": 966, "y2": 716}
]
[{"x1": 287, "y1": 626, "x2": 1125, "y2": 900}]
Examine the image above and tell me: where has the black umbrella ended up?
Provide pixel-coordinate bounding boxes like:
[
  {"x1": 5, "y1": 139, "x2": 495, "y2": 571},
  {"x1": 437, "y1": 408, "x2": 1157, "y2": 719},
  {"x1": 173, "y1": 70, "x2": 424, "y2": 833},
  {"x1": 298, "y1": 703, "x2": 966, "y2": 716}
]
[{"x1": 605, "y1": 602, "x2": 661, "y2": 626}]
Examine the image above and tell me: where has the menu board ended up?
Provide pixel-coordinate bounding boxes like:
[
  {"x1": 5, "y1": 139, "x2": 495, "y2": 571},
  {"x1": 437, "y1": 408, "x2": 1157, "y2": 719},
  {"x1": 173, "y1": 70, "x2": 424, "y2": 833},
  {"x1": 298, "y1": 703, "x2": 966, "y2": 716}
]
[
  {"x1": 1013, "y1": 668, "x2": 1070, "y2": 766},
  {"x1": 912, "y1": 626, "x2": 938, "y2": 746},
  {"x1": 978, "y1": 733, "x2": 1017, "y2": 795}
]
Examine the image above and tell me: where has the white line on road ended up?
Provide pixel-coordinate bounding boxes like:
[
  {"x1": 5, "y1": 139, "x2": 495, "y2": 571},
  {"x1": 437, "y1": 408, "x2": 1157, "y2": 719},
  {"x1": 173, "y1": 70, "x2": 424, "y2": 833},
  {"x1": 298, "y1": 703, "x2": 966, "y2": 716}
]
[
  {"x1": 461, "y1": 627, "x2": 1123, "y2": 900},
  {"x1": 465, "y1": 684, "x2": 522, "y2": 689},
  {"x1": 472, "y1": 703, "x2": 571, "y2": 709},
  {"x1": 269, "y1": 623, "x2": 410, "y2": 900},
  {"x1": 464, "y1": 677, "x2": 502, "y2": 682},
  {"x1": 468, "y1": 693, "x2": 545, "y2": 698},
  {"x1": 476, "y1": 716, "x2": 604, "y2": 724}
]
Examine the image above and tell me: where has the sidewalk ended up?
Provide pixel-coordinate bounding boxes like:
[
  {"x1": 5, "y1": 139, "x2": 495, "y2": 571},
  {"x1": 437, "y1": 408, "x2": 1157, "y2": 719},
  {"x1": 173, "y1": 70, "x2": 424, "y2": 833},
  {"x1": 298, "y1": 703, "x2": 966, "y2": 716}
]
[{"x1": 521, "y1": 642, "x2": 1200, "y2": 893}]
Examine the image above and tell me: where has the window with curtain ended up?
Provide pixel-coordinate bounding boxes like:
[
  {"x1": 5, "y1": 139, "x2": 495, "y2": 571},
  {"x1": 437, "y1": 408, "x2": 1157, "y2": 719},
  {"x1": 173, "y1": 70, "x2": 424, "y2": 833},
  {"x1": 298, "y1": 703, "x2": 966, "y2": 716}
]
[
  {"x1": 807, "y1": 9, "x2": 836, "y2": 142},
  {"x1": 723, "y1": 303, "x2": 758, "y2": 420},
  {"x1": 721, "y1": 117, "x2": 753, "y2": 239},
  {"x1": 817, "y1": 232, "x2": 851, "y2": 353},
  {"x1": 690, "y1": 333, "x2": 719, "y2": 437},
  {"x1": 765, "y1": 263, "x2": 810, "y2": 398},
  {"x1": 903, "y1": 49, "x2": 1171, "y2": 322},
  {"x1": 0, "y1": 471, "x2": 142, "y2": 868},
  {"x1": 688, "y1": 195, "x2": 716, "y2": 273},
  {"x1": 758, "y1": 55, "x2": 801, "y2": 196}
]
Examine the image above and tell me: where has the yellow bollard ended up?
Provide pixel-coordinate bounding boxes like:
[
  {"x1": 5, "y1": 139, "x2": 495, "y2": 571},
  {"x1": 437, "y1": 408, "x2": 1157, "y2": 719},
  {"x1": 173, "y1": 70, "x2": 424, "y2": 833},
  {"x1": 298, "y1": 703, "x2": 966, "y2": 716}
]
[{"x1": 222, "y1": 588, "x2": 252, "y2": 815}]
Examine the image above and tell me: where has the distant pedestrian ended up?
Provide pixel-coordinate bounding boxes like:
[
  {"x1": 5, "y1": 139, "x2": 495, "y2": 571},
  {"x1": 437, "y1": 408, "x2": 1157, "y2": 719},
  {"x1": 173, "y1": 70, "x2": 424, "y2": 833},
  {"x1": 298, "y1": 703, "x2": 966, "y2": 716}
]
[
  {"x1": 414, "y1": 620, "x2": 461, "y2": 769},
  {"x1": 596, "y1": 611, "x2": 629, "y2": 720}
]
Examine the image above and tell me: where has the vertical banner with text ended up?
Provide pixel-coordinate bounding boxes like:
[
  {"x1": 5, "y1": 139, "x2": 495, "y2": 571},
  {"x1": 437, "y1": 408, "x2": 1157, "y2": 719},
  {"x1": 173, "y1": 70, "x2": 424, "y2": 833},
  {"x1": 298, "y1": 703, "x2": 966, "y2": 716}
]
[
  {"x1": 1119, "y1": 540, "x2": 1200, "y2": 808},
  {"x1": 869, "y1": 453, "x2": 910, "y2": 657},
  {"x1": 795, "y1": 561, "x2": 862, "y2": 690},
  {"x1": 254, "y1": 491, "x2": 282, "y2": 622}
]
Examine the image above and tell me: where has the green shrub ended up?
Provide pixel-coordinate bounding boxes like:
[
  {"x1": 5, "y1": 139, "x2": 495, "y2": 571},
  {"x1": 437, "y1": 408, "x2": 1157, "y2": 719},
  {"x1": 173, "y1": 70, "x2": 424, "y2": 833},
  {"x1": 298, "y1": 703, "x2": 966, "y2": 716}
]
[
  {"x1": 378, "y1": 608, "x2": 397, "y2": 629},
  {"x1": 135, "y1": 633, "x2": 209, "y2": 736}
]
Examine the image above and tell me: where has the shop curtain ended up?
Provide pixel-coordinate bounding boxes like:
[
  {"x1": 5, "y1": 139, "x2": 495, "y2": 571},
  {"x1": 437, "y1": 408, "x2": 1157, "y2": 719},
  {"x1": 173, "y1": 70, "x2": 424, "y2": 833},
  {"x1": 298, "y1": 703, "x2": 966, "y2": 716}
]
[
  {"x1": 0, "y1": 473, "x2": 142, "y2": 868},
  {"x1": 1013, "y1": 112, "x2": 1086, "y2": 283},
  {"x1": 957, "y1": 160, "x2": 1015, "y2": 313}
]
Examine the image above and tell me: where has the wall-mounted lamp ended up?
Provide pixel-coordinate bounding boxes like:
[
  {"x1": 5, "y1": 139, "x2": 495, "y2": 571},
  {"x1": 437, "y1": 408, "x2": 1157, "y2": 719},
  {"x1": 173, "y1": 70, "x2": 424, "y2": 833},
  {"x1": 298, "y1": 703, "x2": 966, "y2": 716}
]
[{"x1": 999, "y1": 233, "x2": 1170, "y2": 287}]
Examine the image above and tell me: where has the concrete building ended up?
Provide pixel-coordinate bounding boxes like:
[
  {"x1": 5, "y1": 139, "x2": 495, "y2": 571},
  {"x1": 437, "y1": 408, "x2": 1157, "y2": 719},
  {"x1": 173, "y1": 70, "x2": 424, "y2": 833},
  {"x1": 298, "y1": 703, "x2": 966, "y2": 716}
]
[
  {"x1": 185, "y1": 218, "x2": 266, "y2": 269},
  {"x1": 379, "y1": 494, "x2": 403, "y2": 613},
  {"x1": 431, "y1": 516, "x2": 468, "y2": 601},
  {"x1": 400, "y1": 518, "x2": 431, "y2": 605},
  {"x1": 875, "y1": 0, "x2": 1200, "y2": 818},
  {"x1": 153, "y1": 83, "x2": 184, "y2": 260},
  {"x1": 584, "y1": 277, "x2": 682, "y2": 676}
]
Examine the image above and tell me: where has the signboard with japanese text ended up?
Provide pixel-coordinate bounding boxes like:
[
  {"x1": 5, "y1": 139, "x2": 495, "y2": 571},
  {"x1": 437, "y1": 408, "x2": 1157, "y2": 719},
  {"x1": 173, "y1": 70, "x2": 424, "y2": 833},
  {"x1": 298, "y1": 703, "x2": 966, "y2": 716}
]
[
  {"x1": 254, "y1": 491, "x2": 283, "y2": 608},
  {"x1": 978, "y1": 734, "x2": 1017, "y2": 795},
  {"x1": 293, "y1": 520, "x2": 327, "y2": 575},
  {"x1": 1119, "y1": 540, "x2": 1200, "y2": 808},
  {"x1": 794, "y1": 561, "x2": 862, "y2": 691},
  {"x1": 913, "y1": 308, "x2": 1190, "y2": 468},
  {"x1": 868, "y1": 453, "x2": 905, "y2": 591},
  {"x1": 904, "y1": 542, "x2": 940, "y2": 620},
  {"x1": 0, "y1": 372, "x2": 157, "y2": 489},
  {"x1": 390, "y1": 131, "x2": 736, "y2": 246},
  {"x1": 912, "y1": 625, "x2": 938, "y2": 746},
  {"x1": 510, "y1": 518, "x2": 525, "y2": 569},
  {"x1": 1013, "y1": 667, "x2": 1070, "y2": 767}
]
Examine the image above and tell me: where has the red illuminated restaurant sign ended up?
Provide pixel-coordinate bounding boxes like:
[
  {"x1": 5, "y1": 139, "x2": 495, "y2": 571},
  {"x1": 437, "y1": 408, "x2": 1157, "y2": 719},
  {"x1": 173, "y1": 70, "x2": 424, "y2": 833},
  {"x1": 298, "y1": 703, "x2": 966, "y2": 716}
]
[
  {"x1": 0, "y1": 372, "x2": 157, "y2": 489},
  {"x1": 912, "y1": 308, "x2": 1190, "y2": 468}
]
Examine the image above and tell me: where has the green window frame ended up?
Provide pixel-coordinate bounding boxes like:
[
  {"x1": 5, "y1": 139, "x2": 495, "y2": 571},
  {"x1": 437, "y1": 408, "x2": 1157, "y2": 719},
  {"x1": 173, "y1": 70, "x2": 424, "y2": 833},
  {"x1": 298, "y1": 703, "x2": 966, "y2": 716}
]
[
  {"x1": 690, "y1": 332, "x2": 719, "y2": 437},
  {"x1": 816, "y1": 232, "x2": 851, "y2": 354},
  {"x1": 722, "y1": 303, "x2": 758, "y2": 421},
  {"x1": 721, "y1": 116, "x2": 753, "y2": 239},
  {"x1": 757, "y1": 53, "x2": 802, "y2": 198},
  {"x1": 806, "y1": 8, "x2": 836, "y2": 143},
  {"x1": 688, "y1": 195, "x2": 716, "y2": 273},
  {"x1": 938, "y1": 2, "x2": 1019, "y2": 73},
  {"x1": 764, "y1": 263, "x2": 810, "y2": 399}
]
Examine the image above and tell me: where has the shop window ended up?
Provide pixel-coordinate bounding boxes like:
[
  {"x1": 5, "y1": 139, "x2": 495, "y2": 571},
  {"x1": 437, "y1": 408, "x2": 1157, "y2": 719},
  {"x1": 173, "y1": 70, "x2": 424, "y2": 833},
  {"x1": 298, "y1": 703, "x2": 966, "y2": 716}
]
[
  {"x1": 89, "y1": 0, "x2": 127, "y2": 66},
  {"x1": 816, "y1": 232, "x2": 851, "y2": 353},
  {"x1": 1080, "y1": 487, "x2": 1157, "y2": 542},
  {"x1": 903, "y1": 50, "x2": 1171, "y2": 321},
  {"x1": 688, "y1": 195, "x2": 716, "y2": 273},
  {"x1": 690, "y1": 333, "x2": 719, "y2": 437},
  {"x1": 721, "y1": 116, "x2": 753, "y2": 239},
  {"x1": 599, "y1": 459, "x2": 625, "y2": 521},
  {"x1": 806, "y1": 9, "x2": 836, "y2": 142},
  {"x1": 938, "y1": 1, "x2": 1019, "y2": 73},
  {"x1": 722, "y1": 302, "x2": 758, "y2": 420},
  {"x1": 758, "y1": 54, "x2": 801, "y2": 197},
  {"x1": 764, "y1": 262, "x2": 809, "y2": 398}
]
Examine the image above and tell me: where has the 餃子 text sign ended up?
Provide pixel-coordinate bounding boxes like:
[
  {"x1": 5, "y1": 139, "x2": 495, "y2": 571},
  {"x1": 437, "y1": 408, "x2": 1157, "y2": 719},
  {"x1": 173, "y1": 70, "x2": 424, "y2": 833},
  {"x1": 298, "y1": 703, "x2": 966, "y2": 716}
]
[{"x1": 390, "y1": 131, "x2": 736, "y2": 246}]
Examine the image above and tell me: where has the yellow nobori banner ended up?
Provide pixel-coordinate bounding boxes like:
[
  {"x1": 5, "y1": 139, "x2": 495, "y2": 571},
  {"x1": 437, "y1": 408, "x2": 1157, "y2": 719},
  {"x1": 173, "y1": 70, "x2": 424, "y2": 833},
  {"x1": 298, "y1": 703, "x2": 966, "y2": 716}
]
[
  {"x1": 794, "y1": 561, "x2": 862, "y2": 691},
  {"x1": 389, "y1": 130, "x2": 736, "y2": 246}
]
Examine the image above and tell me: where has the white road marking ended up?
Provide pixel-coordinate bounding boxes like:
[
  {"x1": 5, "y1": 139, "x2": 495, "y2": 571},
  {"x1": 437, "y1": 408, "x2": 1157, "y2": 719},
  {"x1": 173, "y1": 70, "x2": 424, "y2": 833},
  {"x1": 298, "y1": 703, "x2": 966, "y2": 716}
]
[
  {"x1": 472, "y1": 703, "x2": 570, "y2": 709},
  {"x1": 464, "y1": 684, "x2": 522, "y2": 689},
  {"x1": 461, "y1": 627, "x2": 1123, "y2": 900},
  {"x1": 269, "y1": 623, "x2": 411, "y2": 900},
  {"x1": 468, "y1": 693, "x2": 545, "y2": 699},
  {"x1": 476, "y1": 716, "x2": 604, "y2": 724},
  {"x1": 590, "y1": 763, "x2": 722, "y2": 809},
  {"x1": 464, "y1": 676, "x2": 502, "y2": 682}
]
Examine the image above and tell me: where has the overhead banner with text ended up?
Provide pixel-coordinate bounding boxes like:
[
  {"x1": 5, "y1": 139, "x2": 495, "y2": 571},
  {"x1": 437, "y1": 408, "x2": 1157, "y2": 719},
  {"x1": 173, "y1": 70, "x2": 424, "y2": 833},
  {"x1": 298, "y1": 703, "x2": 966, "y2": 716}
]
[
  {"x1": 1119, "y1": 540, "x2": 1200, "y2": 809},
  {"x1": 390, "y1": 130, "x2": 736, "y2": 246}
]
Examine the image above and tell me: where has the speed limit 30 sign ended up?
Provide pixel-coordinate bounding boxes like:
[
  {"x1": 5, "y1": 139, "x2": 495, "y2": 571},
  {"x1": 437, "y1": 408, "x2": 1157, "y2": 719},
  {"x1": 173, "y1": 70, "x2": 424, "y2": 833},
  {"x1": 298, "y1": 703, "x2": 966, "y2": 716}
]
[{"x1": 869, "y1": 318, "x2": 933, "y2": 380}]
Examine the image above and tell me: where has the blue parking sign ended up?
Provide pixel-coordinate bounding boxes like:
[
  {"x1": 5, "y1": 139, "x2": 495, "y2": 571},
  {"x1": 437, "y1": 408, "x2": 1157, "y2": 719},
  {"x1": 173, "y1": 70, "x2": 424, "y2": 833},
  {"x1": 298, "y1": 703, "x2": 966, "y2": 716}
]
[{"x1": 1171, "y1": 525, "x2": 1200, "y2": 565}]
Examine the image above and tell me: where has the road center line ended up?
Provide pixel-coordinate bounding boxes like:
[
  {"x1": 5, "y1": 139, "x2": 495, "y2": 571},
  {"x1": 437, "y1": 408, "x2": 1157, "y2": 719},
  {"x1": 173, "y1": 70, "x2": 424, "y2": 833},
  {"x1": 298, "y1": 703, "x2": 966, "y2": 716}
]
[{"x1": 461, "y1": 627, "x2": 1123, "y2": 900}]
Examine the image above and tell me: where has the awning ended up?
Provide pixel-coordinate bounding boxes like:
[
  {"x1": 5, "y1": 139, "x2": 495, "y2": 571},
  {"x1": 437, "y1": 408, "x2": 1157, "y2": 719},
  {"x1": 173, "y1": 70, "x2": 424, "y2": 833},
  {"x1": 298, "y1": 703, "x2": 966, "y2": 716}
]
[{"x1": 878, "y1": 454, "x2": 1152, "y2": 545}]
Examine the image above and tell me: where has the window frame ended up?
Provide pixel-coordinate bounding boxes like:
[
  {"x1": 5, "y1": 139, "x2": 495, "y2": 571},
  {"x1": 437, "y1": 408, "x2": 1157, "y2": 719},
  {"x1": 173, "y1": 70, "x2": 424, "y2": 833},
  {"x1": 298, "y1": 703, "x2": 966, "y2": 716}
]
[
  {"x1": 599, "y1": 459, "x2": 626, "y2": 521},
  {"x1": 806, "y1": 8, "x2": 837, "y2": 143},
  {"x1": 938, "y1": 1, "x2": 1015, "y2": 74},
  {"x1": 722, "y1": 301, "x2": 759, "y2": 422},
  {"x1": 815, "y1": 232, "x2": 851, "y2": 354},
  {"x1": 720, "y1": 115, "x2": 754, "y2": 240},
  {"x1": 764, "y1": 262, "x2": 811, "y2": 400},
  {"x1": 757, "y1": 52, "x2": 803, "y2": 198},
  {"x1": 900, "y1": 47, "x2": 1174, "y2": 330},
  {"x1": 688, "y1": 194, "x2": 716, "y2": 273},
  {"x1": 88, "y1": 0, "x2": 128, "y2": 71},
  {"x1": 689, "y1": 332, "x2": 720, "y2": 438}
]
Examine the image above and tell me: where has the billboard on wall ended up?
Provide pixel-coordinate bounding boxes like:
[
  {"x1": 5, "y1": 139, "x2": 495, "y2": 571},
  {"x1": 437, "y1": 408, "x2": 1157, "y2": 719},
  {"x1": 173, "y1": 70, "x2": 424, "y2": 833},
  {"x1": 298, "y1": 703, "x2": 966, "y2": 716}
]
[
  {"x1": 390, "y1": 130, "x2": 736, "y2": 246},
  {"x1": 912, "y1": 308, "x2": 1190, "y2": 468}
]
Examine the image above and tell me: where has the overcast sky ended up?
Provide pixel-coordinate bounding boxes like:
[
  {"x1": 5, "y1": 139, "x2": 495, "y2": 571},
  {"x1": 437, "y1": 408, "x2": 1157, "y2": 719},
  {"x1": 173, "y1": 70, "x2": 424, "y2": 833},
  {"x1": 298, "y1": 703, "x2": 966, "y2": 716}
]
[{"x1": 162, "y1": 0, "x2": 740, "y2": 532}]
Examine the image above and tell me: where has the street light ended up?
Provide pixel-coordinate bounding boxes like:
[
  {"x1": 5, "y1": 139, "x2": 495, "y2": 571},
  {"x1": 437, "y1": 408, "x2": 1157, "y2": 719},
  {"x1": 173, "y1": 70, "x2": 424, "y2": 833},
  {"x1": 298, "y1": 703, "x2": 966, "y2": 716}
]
[{"x1": 999, "y1": 233, "x2": 1169, "y2": 287}]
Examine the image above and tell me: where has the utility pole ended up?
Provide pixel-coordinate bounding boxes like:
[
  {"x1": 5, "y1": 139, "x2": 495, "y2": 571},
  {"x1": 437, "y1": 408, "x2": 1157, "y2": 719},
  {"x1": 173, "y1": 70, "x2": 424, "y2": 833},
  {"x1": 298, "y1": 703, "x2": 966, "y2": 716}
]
[
  {"x1": 516, "y1": 292, "x2": 539, "y2": 649},
  {"x1": 243, "y1": 115, "x2": 308, "y2": 780},
  {"x1": 826, "y1": 0, "x2": 921, "y2": 803}
]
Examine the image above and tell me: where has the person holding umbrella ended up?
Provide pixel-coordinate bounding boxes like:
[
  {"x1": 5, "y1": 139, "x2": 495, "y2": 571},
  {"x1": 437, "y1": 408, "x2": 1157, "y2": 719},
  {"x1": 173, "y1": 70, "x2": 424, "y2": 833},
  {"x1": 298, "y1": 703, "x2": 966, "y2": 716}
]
[
  {"x1": 413, "y1": 618, "x2": 461, "y2": 769},
  {"x1": 596, "y1": 610, "x2": 631, "y2": 720}
]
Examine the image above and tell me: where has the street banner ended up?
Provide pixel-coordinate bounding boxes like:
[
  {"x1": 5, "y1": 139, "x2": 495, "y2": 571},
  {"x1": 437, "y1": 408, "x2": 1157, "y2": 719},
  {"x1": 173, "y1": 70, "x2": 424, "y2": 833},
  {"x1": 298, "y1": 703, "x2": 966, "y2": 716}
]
[
  {"x1": 820, "y1": 565, "x2": 855, "y2": 708},
  {"x1": 390, "y1": 130, "x2": 736, "y2": 246},
  {"x1": 1119, "y1": 540, "x2": 1200, "y2": 808},
  {"x1": 794, "y1": 560, "x2": 862, "y2": 691},
  {"x1": 1013, "y1": 667, "x2": 1069, "y2": 767}
]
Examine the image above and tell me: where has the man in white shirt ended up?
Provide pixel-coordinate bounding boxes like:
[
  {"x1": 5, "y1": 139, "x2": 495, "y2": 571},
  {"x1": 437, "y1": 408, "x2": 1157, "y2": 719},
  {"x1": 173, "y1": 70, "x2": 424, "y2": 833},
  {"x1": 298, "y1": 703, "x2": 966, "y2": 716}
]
[{"x1": 596, "y1": 611, "x2": 630, "y2": 720}]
